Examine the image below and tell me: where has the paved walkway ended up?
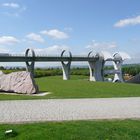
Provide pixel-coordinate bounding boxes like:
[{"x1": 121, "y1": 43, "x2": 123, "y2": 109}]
[{"x1": 0, "y1": 97, "x2": 140, "y2": 123}]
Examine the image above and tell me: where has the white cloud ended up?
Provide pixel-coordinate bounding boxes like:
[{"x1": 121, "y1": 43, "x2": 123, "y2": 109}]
[
  {"x1": 100, "y1": 51, "x2": 131, "y2": 61},
  {"x1": 26, "y1": 33, "x2": 45, "y2": 43},
  {"x1": 1, "y1": 2, "x2": 26, "y2": 17},
  {"x1": 34, "y1": 45, "x2": 70, "y2": 55},
  {"x1": 2, "y1": 3, "x2": 20, "y2": 8},
  {"x1": 0, "y1": 36, "x2": 19, "y2": 45},
  {"x1": 118, "y1": 52, "x2": 131, "y2": 60},
  {"x1": 41, "y1": 29, "x2": 69, "y2": 39},
  {"x1": 101, "y1": 51, "x2": 113, "y2": 60},
  {"x1": 114, "y1": 15, "x2": 140, "y2": 27},
  {"x1": 86, "y1": 40, "x2": 117, "y2": 50},
  {"x1": 0, "y1": 48, "x2": 10, "y2": 53},
  {"x1": 85, "y1": 40, "x2": 131, "y2": 61}
]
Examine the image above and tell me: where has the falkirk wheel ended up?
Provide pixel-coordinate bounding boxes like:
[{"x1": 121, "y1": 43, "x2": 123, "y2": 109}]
[
  {"x1": 25, "y1": 49, "x2": 124, "y2": 82},
  {"x1": 0, "y1": 48, "x2": 124, "y2": 83}
]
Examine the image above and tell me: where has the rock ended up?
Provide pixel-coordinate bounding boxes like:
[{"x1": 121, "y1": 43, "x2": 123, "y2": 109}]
[
  {"x1": 0, "y1": 71, "x2": 38, "y2": 94},
  {"x1": 126, "y1": 73, "x2": 140, "y2": 84}
]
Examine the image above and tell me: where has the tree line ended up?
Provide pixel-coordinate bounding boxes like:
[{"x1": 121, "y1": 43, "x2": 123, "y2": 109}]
[{"x1": 0, "y1": 64, "x2": 140, "y2": 78}]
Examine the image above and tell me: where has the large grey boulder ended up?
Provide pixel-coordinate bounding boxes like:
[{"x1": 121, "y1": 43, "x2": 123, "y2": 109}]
[{"x1": 0, "y1": 71, "x2": 38, "y2": 94}]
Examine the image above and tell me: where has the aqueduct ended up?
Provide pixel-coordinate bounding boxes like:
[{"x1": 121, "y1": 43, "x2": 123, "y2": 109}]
[{"x1": 0, "y1": 48, "x2": 124, "y2": 82}]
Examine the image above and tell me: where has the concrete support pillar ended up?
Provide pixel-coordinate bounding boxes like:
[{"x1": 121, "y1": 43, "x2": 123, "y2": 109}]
[
  {"x1": 61, "y1": 62, "x2": 71, "y2": 80},
  {"x1": 61, "y1": 50, "x2": 72, "y2": 80},
  {"x1": 88, "y1": 61, "x2": 96, "y2": 81},
  {"x1": 88, "y1": 52, "x2": 104, "y2": 81},
  {"x1": 25, "y1": 48, "x2": 35, "y2": 77},
  {"x1": 93, "y1": 53, "x2": 104, "y2": 81},
  {"x1": 113, "y1": 53, "x2": 123, "y2": 82}
]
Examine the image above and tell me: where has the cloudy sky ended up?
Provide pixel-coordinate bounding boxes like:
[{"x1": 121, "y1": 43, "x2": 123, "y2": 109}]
[{"x1": 0, "y1": 0, "x2": 140, "y2": 66}]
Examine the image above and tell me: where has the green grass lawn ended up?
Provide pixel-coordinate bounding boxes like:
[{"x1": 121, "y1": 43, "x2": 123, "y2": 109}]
[
  {"x1": 0, "y1": 75, "x2": 140, "y2": 100},
  {"x1": 0, "y1": 120, "x2": 140, "y2": 140}
]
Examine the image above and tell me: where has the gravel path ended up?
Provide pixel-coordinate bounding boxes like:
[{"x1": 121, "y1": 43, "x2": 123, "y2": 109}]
[{"x1": 0, "y1": 97, "x2": 140, "y2": 123}]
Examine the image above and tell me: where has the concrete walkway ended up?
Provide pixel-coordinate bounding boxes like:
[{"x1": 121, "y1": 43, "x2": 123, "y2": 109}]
[{"x1": 0, "y1": 97, "x2": 140, "y2": 123}]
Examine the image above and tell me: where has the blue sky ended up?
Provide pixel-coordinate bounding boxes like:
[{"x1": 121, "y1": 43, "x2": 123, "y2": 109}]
[{"x1": 0, "y1": 0, "x2": 140, "y2": 66}]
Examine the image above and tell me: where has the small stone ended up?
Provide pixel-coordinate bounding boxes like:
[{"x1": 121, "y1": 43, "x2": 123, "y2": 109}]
[{"x1": 5, "y1": 130, "x2": 13, "y2": 135}]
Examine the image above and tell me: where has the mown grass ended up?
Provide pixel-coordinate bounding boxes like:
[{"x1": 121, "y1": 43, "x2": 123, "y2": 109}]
[
  {"x1": 0, "y1": 120, "x2": 140, "y2": 140},
  {"x1": 0, "y1": 75, "x2": 140, "y2": 100}
]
